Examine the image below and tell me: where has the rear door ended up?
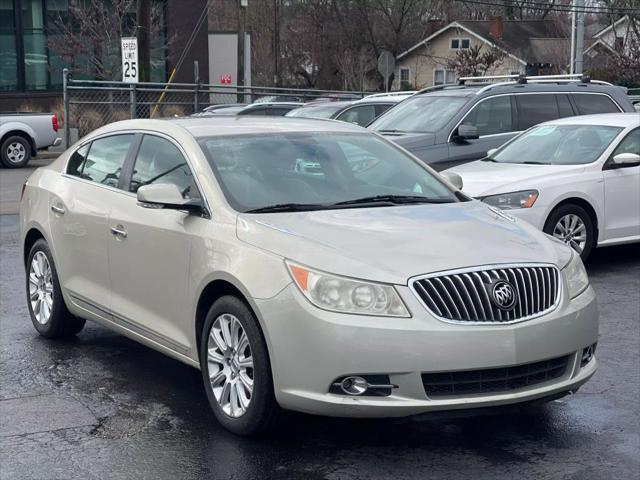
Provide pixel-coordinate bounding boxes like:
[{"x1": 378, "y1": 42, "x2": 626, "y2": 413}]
[
  {"x1": 602, "y1": 128, "x2": 640, "y2": 241},
  {"x1": 48, "y1": 133, "x2": 136, "y2": 312},
  {"x1": 447, "y1": 95, "x2": 517, "y2": 169},
  {"x1": 107, "y1": 133, "x2": 207, "y2": 355}
]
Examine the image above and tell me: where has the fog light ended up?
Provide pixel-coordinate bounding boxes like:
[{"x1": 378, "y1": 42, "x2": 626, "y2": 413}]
[
  {"x1": 581, "y1": 343, "x2": 597, "y2": 367},
  {"x1": 341, "y1": 376, "x2": 368, "y2": 395}
]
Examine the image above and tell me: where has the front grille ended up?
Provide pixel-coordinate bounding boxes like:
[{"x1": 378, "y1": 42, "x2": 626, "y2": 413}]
[
  {"x1": 422, "y1": 355, "x2": 569, "y2": 398},
  {"x1": 411, "y1": 264, "x2": 560, "y2": 323}
]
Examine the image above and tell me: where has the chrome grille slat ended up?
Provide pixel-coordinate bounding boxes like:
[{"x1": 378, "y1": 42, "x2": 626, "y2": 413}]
[{"x1": 411, "y1": 264, "x2": 560, "y2": 324}]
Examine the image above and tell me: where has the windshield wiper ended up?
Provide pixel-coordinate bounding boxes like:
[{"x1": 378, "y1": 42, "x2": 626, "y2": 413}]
[
  {"x1": 245, "y1": 203, "x2": 325, "y2": 213},
  {"x1": 481, "y1": 157, "x2": 497, "y2": 162},
  {"x1": 521, "y1": 161, "x2": 551, "y2": 165},
  {"x1": 332, "y1": 195, "x2": 451, "y2": 207}
]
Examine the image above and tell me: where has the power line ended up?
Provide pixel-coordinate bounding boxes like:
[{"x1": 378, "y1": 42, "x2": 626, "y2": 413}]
[{"x1": 456, "y1": 0, "x2": 640, "y2": 15}]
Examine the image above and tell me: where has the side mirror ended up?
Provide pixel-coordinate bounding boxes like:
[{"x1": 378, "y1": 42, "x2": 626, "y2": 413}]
[
  {"x1": 137, "y1": 183, "x2": 204, "y2": 214},
  {"x1": 456, "y1": 124, "x2": 479, "y2": 141},
  {"x1": 441, "y1": 171, "x2": 463, "y2": 190},
  {"x1": 486, "y1": 148, "x2": 498, "y2": 157},
  {"x1": 612, "y1": 152, "x2": 640, "y2": 166}
]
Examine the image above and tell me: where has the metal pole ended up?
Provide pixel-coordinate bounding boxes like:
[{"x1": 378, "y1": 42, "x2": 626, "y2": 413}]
[
  {"x1": 575, "y1": 0, "x2": 585, "y2": 75},
  {"x1": 570, "y1": 1, "x2": 576, "y2": 74},
  {"x1": 62, "y1": 68, "x2": 70, "y2": 148},
  {"x1": 194, "y1": 60, "x2": 200, "y2": 113},
  {"x1": 130, "y1": 84, "x2": 136, "y2": 119}
]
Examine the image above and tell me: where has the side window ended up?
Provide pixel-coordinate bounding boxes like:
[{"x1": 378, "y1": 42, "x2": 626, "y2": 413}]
[
  {"x1": 462, "y1": 96, "x2": 513, "y2": 136},
  {"x1": 130, "y1": 135, "x2": 196, "y2": 199},
  {"x1": 66, "y1": 143, "x2": 90, "y2": 177},
  {"x1": 516, "y1": 94, "x2": 559, "y2": 130},
  {"x1": 572, "y1": 94, "x2": 620, "y2": 115},
  {"x1": 610, "y1": 128, "x2": 640, "y2": 165},
  {"x1": 81, "y1": 134, "x2": 134, "y2": 187},
  {"x1": 374, "y1": 104, "x2": 393, "y2": 117},
  {"x1": 337, "y1": 105, "x2": 376, "y2": 126},
  {"x1": 267, "y1": 108, "x2": 291, "y2": 116},
  {"x1": 556, "y1": 94, "x2": 574, "y2": 117}
]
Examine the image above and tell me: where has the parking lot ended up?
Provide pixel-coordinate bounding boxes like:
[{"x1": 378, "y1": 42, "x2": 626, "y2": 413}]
[{"x1": 1, "y1": 188, "x2": 638, "y2": 479}]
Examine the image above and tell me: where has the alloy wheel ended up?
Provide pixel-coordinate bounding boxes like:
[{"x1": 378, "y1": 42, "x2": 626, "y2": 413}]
[
  {"x1": 29, "y1": 251, "x2": 54, "y2": 325},
  {"x1": 207, "y1": 313, "x2": 254, "y2": 418},
  {"x1": 6, "y1": 141, "x2": 26, "y2": 164},
  {"x1": 553, "y1": 214, "x2": 587, "y2": 253}
]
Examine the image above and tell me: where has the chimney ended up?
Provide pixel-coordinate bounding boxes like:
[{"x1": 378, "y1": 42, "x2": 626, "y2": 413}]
[{"x1": 490, "y1": 16, "x2": 503, "y2": 41}]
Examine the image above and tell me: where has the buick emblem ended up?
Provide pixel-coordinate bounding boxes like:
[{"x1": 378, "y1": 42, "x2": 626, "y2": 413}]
[{"x1": 490, "y1": 280, "x2": 517, "y2": 310}]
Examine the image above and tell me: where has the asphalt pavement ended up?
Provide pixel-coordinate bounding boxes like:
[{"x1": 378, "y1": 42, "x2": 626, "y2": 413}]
[{"x1": 0, "y1": 207, "x2": 638, "y2": 479}]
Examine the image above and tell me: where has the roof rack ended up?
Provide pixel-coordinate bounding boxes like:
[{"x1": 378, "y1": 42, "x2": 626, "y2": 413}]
[
  {"x1": 457, "y1": 74, "x2": 613, "y2": 95},
  {"x1": 416, "y1": 84, "x2": 469, "y2": 95},
  {"x1": 364, "y1": 91, "x2": 417, "y2": 98}
]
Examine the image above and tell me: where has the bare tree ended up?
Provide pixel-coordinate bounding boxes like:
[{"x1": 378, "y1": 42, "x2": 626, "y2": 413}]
[
  {"x1": 446, "y1": 44, "x2": 506, "y2": 75},
  {"x1": 47, "y1": 0, "x2": 170, "y2": 81}
]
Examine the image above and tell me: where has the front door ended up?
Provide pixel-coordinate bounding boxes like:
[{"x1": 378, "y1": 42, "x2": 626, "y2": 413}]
[
  {"x1": 447, "y1": 95, "x2": 517, "y2": 170},
  {"x1": 107, "y1": 134, "x2": 206, "y2": 356},
  {"x1": 603, "y1": 128, "x2": 640, "y2": 241}
]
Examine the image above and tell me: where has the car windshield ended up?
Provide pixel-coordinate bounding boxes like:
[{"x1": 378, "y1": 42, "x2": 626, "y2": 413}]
[
  {"x1": 198, "y1": 132, "x2": 459, "y2": 212},
  {"x1": 488, "y1": 124, "x2": 623, "y2": 165},
  {"x1": 286, "y1": 104, "x2": 348, "y2": 119},
  {"x1": 370, "y1": 95, "x2": 468, "y2": 133}
]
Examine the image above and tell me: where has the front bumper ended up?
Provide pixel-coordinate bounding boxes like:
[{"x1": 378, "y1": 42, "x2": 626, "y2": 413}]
[{"x1": 255, "y1": 281, "x2": 598, "y2": 417}]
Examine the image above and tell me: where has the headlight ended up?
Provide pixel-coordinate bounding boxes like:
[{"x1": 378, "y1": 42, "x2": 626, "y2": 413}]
[
  {"x1": 481, "y1": 190, "x2": 538, "y2": 210},
  {"x1": 287, "y1": 262, "x2": 410, "y2": 317},
  {"x1": 562, "y1": 251, "x2": 589, "y2": 299}
]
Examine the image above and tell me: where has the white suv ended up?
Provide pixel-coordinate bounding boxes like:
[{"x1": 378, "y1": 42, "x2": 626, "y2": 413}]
[{"x1": 20, "y1": 117, "x2": 598, "y2": 435}]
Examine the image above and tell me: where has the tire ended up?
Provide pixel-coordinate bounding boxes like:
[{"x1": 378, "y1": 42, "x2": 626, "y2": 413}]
[
  {"x1": 199, "y1": 295, "x2": 279, "y2": 436},
  {"x1": 1, "y1": 135, "x2": 32, "y2": 168},
  {"x1": 544, "y1": 203, "x2": 596, "y2": 262},
  {"x1": 26, "y1": 239, "x2": 85, "y2": 338}
]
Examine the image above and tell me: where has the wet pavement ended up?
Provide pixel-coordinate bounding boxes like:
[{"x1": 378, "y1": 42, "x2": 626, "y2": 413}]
[{"x1": 1, "y1": 213, "x2": 638, "y2": 479}]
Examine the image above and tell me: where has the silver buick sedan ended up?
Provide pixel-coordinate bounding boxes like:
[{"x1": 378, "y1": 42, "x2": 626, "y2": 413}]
[{"x1": 20, "y1": 117, "x2": 598, "y2": 435}]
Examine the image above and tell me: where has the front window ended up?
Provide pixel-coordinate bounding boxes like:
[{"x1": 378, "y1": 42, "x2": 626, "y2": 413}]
[
  {"x1": 488, "y1": 124, "x2": 623, "y2": 165},
  {"x1": 336, "y1": 105, "x2": 376, "y2": 126},
  {"x1": 461, "y1": 95, "x2": 513, "y2": 136},
  {"x1": 370, "y1": 95, "x2": 468, "y2": 134},
  {"x1": 199, "y1": 132, "x2": 459, "y2": 212}
]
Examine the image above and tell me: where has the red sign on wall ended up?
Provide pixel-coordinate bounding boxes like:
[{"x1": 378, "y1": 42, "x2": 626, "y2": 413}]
[{"x1": 220, "y1": 74, "x2": 233, "y2": 85}]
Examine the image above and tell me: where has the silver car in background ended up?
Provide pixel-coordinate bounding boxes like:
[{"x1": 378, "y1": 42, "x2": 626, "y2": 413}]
[{"x1": 20, "y1": 117, "x2": 598, "y2": 435}]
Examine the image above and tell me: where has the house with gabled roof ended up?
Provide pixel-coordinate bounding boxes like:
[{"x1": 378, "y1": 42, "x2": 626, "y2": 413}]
[{"x1": 392, "y1": 17, "x2": 569, "y2": 90}]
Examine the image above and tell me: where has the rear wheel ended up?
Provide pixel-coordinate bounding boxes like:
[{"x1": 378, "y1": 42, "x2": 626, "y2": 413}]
[
  {"x1": 199, "y1": 295, "x2": 279, "y2": 435},
  {"x1": 26, "y1": 239, "x2": 85, "y2": 338},
  {"x1": 1, "y1": 135, "x2": 31, "y2": 168},
  {"x1": 544, "y1": 204, "x2": 596, "y2": 261}
]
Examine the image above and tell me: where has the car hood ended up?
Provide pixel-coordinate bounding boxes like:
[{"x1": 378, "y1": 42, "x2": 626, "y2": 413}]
[
  {"x1": 379, "y1": 132, "x2": 436, "y2": 150},
  {"x1": 236, "y1": 202, "x2": 570, "y2": 285},
  {"x1": 448, "y1": 161, "x2": 586, "y2": 197}
]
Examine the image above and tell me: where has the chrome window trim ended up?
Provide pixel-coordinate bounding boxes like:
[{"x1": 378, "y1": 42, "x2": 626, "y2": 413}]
[
  {"x1": 448, "y1": 91, "x2": 624, "y2": 143},
  {"x1": 408, "y1": 262, "x2": 563, "y2": 325},
  {"x1": 63, "y1": 129, "x2": 212, "y2": 218}
]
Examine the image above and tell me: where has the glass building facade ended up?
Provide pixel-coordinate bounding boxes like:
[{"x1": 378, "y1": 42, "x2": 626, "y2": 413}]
[{"x1": 0, "y1": 0, "x2": 167, "y2": 93}]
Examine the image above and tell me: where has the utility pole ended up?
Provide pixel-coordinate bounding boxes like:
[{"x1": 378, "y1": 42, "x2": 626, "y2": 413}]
[
  {"x1": 273, "y1": 0, "x2": 279, "y2": 86},
  {"x1": 137, "y1": 0, "x2": 151, "y2": 82},
  {"x1": 575, "y1": 0, "x2": 585, "y2": 75},
  {"x1": 238, "y1": 0, "x2": 247, "y2": 102},
  {"x1": 570, "y1": 1, "x2": 576, "y2": 74}
]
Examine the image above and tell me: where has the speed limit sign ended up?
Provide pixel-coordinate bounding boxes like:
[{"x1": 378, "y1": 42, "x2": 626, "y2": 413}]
[{"x1": 121, "y1": 37, "x2": 138, "y2": 83}]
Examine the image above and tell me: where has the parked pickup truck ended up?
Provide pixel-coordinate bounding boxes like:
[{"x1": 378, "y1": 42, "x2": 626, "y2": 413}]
[{"x1": 0, "y1": 113, "x2": 61, "y2": 168}]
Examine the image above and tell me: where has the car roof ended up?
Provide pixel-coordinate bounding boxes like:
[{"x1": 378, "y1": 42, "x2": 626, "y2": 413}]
[
  {"x1": 241, "y1": 102, "x2": 305, "y2": 109},
  {"x1": 295, "y1": 100, "x2": 354, "y2": 109},
  {"x1": 353, "y1": 95, "x2": 412, "y2": 104},
  {"x1": 168, "y1": 115, "x2": 366, "y2": 136},
  {"x1": 416, "y1": 82, "x2": 627, "y2": 98},
  {"x1": 540, "y1": 113, "x2": 640, "y2": 128}
]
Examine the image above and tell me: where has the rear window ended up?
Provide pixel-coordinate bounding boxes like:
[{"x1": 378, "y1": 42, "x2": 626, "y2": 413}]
[
  {"x1": 79, "y1": 135, "x2": 135, "y2": 187},
  {"x1": 572, "y1": 94, "x2": 620, "y2": 115}
]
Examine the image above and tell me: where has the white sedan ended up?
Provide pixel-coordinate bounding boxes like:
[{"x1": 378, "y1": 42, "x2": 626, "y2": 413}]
[{"x1": 446, "y1": 113, "x2": 640, "y2": 260}]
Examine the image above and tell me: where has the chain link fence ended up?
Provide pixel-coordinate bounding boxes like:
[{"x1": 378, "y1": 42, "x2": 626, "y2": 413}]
[{"x1": 63, "y1": 69, "x2": 369, "y2": 147}]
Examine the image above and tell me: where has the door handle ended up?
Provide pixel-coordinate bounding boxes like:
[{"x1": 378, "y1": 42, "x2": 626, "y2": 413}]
[
  {"x1": 110, "y1": 225, "x2": 127, "y2": 238},
  {"x1": 50, "y1": 204, "x2": 65, "y2": 215}
]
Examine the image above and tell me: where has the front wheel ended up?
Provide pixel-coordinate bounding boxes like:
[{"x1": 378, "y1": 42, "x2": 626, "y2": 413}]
[
  {"x1": 199, "y1": 295, "x2": 279, "y2": 435},
  {"x1": 544, "y1": 204, "x2": 596, "y2": 261},
  {"x1": 26, "y1": 239, "x2": 85, "y2": 337}
]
